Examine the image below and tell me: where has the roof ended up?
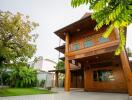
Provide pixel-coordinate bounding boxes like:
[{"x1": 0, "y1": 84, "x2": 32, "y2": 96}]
[
  {"x1": 54, "y1": 13, "x2": 96, "y2": 41},
  {"x1": 55, "y1": 44, "x2": 65, "y2": 54},
  {"x1": 48, "y1": 68, "x2": 82, "y2": 73},
  {"x1": 81, "y1": 12, "x2": 92, "y2": 19},
  {"x1": 44, "y1": 59, "x2": 57, "y2": 64},
  {"x1": 59, "y1": 57, "x2": 65, "y2": 61},
  {"x1": 37, "y1": 70, "x2": 52, "y2": 74}
]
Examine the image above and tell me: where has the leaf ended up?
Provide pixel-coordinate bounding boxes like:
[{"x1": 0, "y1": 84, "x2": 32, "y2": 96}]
[{"x1": 71, "y1": 0, "x2": 131, "y2": 55}]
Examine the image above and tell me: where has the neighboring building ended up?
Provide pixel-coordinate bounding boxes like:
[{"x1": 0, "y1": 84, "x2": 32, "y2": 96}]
[
  {"x1": 37, "y1": 70, "x2": 55, "y2": 88},
  {"x1": 29, "y1": 57, "x2": 56, "y2": 72},
  {"x1": 29, "y1": 57, "x2": 56, "y2": 87},
  {"x1": 34, "y1": 56, "x2": 43, "y2": 70},
  {"x1": 42, "y1": 59, "x2": 56, "y2": 71},
  {"x1": 54, "y1": 13, "x2": 132, "y2": 96}
]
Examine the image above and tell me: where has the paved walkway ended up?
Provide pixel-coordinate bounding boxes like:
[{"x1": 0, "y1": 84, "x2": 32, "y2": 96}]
[{"x1": 0, "y1": 88, "x2": 130, "y2": 100}]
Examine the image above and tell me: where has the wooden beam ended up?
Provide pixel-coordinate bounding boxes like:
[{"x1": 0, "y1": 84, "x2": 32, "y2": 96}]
[
  {"x1": 120, "y1": 50, "x2": 132, "y2": 96},
  {"x1": 67, "y1": 40, "x2": 119, "y2": 60},
  {"x1": 89, "y1": 59, "x2": 112, "y2": 65},
  {"x1": 64, "y1": 33, "x2": 70, "y2": 91}
]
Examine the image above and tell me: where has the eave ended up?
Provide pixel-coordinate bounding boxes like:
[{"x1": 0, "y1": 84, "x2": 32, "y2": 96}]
[
  {"x1": 54, "y1": 15, "x2": 96, "y2": 41},
  {"x1": 55, "y1": 44, "x2": 65, "y2": 54}
]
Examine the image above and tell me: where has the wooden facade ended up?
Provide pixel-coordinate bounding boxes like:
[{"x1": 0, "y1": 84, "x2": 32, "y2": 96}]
[{"x1": 54, "y1": 13, "x2": 132, "y2": 95}]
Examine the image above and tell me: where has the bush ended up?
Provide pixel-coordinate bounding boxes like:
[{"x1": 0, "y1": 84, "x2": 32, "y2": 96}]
[
  {"x1": 10, "y1": 66, "x2": 37, "y2": 88},
  {"x1": 0, "y1": 71, "x2": 10, "y2": 86},
  {"x1": 37, "y1": 80, "x2": 45, "y2": 88},
  {"x1": 40, "y1": 80, "x2": 45, "y2": 87}
]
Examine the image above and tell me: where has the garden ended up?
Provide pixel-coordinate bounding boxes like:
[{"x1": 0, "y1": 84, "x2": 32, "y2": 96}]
[{"x1": 0, "y1": 11, "x2": 52, "y2": 96}]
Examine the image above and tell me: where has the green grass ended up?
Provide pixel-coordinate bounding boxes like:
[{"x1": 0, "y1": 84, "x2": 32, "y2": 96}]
[{"x1": 0, "y1": 88, "x2": 52, "y2": 97}]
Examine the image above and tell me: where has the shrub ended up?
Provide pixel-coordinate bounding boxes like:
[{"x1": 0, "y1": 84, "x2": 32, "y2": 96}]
[{"x1": 10, "y1": 66, "x2": 37, "y2": 88}]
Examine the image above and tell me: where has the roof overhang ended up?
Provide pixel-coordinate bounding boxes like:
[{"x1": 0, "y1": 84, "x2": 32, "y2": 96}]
[
  {"x1": 55, "y1": 44, "x2": 65, "y2": 54},
  {"x1": 54, "y1": 15, "x2": 96, "y2": 41}
]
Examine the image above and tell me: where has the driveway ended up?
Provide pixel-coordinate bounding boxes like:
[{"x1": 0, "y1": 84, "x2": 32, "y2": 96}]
[{"x1": 0, "y1": 88, "x2": 130, "y2": 100}]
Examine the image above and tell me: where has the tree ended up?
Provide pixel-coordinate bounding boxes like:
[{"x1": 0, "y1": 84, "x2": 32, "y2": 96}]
[
  {"x1": 0, "y1": 11, "x2": 39, "y2": 86},
  {"x1": 71, "y1": 0, "x2": 132, "y2": 55},
  {"x1": 54, "y1": 60, "x2": 64, "y2": 70}
]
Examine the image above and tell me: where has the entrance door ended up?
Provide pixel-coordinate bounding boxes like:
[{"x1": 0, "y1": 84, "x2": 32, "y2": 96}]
[{"x1": 70, "y1": 70, "x2": 84, "y2": 88}]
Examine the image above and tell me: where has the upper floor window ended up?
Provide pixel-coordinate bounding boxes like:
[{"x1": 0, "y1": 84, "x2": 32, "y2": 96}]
[
  {"x1": 98, "y1": 37, "x2": 109, "y2": 43},
  {"x1": 71, "y1": 43, "x2": 80, "y2": 51},
  {"x1": 84, "y1": 39, "x2": 94, "y2": 48}
]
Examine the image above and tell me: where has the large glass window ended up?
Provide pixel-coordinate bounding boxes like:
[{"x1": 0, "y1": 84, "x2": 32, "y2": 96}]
[
  {"x1": 84, "y1": 40, "x2": 94, "y2": 48},
  {"x1": 71, "y1": 43, "x2": 80, "y2": 51},
  {"x1": 98, "y1": 37, "x2": 109, "y2": 43},
  {"x1": 93, "y1": 70, "x2": 115, "y2": 82}
]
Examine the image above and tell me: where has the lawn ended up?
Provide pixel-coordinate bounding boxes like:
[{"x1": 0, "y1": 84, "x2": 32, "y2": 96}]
[{"x1": 0, "y1": 88, "x2": 52, "y2": 97}]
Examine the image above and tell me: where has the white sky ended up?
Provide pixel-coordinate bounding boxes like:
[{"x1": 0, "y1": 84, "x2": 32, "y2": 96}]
[{"x1": 0, "y1": 0, "x2": 132, "y2": 62}]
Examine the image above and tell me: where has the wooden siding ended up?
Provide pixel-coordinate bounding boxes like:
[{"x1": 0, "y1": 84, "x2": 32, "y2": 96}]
[
  {"x1": 84, "y1": 65, "x2": 127, "y2": 93},
  {"x1": 69, "y1": 27, "x2": 117, "y2": 52}
]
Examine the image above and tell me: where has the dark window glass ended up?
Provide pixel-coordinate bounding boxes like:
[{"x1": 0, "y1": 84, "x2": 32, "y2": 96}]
[
  {"x1": 93, "y1": 71, "x2": 98, "y2": 81},
  {"x1": 71, "y1": 43, "x2": 80, "y2": 51},
  {"x1": 93, "y1": 70, "x2": 115, "y2": 82},
  {"x1": 84, "y1": 40, "x2": 94, "y2": 48},
  {"x1": 98, "y1": 37, "x2": 109, "y2": 43}
]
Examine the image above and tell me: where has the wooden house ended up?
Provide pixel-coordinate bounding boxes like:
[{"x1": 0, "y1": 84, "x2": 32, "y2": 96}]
[{"x1": 54, "y1": 13, "x2": 132, "y2": 96}]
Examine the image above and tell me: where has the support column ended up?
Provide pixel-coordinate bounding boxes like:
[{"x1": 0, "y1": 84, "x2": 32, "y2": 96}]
[
  {"x1": 55, "y1": 72, "x2": 58, "y2": 87},
  {"x1": 64, "y1": 33, "x2": 70, "y2": 91},
  {"x1": 120, "y1": 50, "x2": 132, "y2": 96}
]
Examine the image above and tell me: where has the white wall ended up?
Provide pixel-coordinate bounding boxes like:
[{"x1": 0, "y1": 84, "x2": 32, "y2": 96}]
[{"x1": 42, "y1": 59, "x2": 56, "y2": 71}]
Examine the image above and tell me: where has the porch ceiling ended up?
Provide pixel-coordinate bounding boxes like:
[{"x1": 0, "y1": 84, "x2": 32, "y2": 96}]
[{"x1": 76, "y1": 52, "x2": 120, "y2": 65}]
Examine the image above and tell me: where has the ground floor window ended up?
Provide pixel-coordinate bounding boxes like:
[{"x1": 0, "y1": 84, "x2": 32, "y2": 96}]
[{"x1": 93, "y1": 70, "x2": 115, "y2": 82}]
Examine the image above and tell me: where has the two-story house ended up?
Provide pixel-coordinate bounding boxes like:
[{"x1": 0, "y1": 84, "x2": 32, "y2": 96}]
[{"x1": 54, "y1": 13, "x2": 132, "y2": 96}]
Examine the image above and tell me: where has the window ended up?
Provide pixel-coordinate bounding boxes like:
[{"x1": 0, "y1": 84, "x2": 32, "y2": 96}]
[
  {"x1": 93, "y1": 70, "x2": 115, "y2": 82},
  {"x1": 98, "y1": 37, "x2": 109, "y2": 43},
  {"x1": 72, "y1": 60, "x2": 75, "y2": 64},
  {"x1": 71, "y1": 43, "x2": 80, "y2": 51},
  {"x1": 84, "y1": 40, "x2": 94, "y2": 48}
]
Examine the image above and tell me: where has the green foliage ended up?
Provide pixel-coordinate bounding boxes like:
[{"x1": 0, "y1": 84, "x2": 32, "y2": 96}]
[
  {"x1": 37, "y1": 80, "x2": 45, "y2": 87},
  {"x1": 9, "y1": 66, "x2": 37, "y2": 87},
  {"x1": 0, "y1": 71, "x2": 10, "y2": 85},
  {"x1": 0, "y1": 11, "x2": 39, "y2": 86},
  {"x1": 54, "y1": 60, "x2": 64, "y2": 70},
  {"x1": 71, "y1": 0, "x2": 132, "y2": 55},
  {"x1": 0, "y1": 11, "x2": 39, "y2": 68}
]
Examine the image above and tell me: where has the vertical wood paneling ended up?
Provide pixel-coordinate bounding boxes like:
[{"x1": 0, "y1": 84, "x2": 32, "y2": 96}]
[
  {"x1": 120, "y1": 50, "x2": 132, "y2": 95},
  {"x1": 84, "y1": 66, "x2": 127, "y2": 93}
]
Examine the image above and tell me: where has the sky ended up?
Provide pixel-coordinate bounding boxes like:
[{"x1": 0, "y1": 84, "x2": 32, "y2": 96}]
[{"x1": 0, "y1": 0, "x2": 132, "y2": 62}]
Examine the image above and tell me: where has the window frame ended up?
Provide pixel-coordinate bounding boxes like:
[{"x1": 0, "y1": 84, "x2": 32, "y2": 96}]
[
  {"x1": 70, "y1": 42, "x2": 80, "y2": 51},
  {"x1": 98, "y1": 37, "x2": 110, "y2": 43},
  {"x1": 83, "y1": 38, "x2": 94, "y2": 48},
  {"x1": 93, "y1": 69, "x2": 115, "y2": 82}
]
